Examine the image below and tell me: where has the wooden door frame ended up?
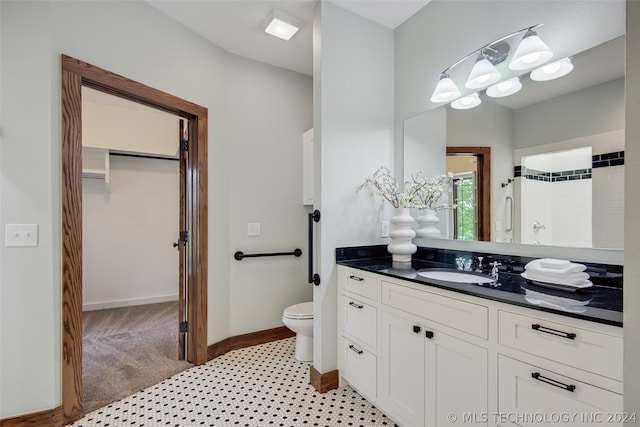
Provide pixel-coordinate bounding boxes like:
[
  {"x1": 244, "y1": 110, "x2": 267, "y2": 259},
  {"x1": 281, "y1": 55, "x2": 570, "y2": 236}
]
[
  {"x1": 446, "y1": 146, "x2": 491, "y2": 241},
  {"x1": 61, "y1": 55, "x2": 208, "y2": 424}
]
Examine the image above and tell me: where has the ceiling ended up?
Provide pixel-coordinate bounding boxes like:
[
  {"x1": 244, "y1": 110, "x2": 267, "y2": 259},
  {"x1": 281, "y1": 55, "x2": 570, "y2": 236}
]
[{"x1": 146, "y1": 0, "x2": 431, "y2": 76}]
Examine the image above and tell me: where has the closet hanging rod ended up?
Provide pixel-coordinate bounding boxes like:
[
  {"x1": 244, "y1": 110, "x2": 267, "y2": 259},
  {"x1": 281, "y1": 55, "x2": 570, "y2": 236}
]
[{"x1": 234, "y1": 249, "x2": 302, "y2": 261}]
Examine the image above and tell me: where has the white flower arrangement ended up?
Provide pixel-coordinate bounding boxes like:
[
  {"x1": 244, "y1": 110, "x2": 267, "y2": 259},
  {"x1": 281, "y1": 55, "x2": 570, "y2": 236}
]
[{"x1": 359, "y1": 166, "x2": 456, "y2": 211}]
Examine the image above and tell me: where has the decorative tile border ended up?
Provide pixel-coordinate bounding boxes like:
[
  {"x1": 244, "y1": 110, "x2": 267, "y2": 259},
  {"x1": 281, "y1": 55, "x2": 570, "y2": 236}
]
[
  {"x1": 593, "y1": 151, "x2": 625, "y2": 168},
  {"x1": 514, "y1": 150, "x2": 624, "y2": 182}
]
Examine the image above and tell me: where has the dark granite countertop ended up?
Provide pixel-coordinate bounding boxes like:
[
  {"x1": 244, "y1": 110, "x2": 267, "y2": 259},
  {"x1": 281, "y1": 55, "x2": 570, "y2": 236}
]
[{"x1": 336, "y1": 245, "x2": 623, "y2": 327}]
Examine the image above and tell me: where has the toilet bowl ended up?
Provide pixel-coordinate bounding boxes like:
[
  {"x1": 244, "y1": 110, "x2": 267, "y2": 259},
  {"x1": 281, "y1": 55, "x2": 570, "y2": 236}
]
[{"x1": 282, "y1": 302, "x2": 313, "y2": 361}]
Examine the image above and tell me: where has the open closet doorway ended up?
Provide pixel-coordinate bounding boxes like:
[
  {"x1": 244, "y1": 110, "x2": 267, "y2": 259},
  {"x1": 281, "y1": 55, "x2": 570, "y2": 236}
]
[
  {"x1": 80, "y1": 88, "x2": 192, "y2": 412},
  {"x1": 61, "y1": 55, "x2": 208, "y2": 424}
]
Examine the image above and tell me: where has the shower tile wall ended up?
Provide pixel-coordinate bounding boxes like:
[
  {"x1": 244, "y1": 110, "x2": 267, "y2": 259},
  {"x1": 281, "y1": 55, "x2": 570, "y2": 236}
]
[{"x1": 520, "y1": 148, "x2": 592, "y2": 247}]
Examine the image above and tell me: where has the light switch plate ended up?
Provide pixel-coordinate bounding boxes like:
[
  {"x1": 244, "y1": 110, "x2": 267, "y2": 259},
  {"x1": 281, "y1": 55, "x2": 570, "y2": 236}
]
[
  {"x1": 247, "y1": 222, "x2": 261, "y2": 237},
  {"x1": 5, "y1": 224, "x2": 39, "y2": 247},
  {"x1": 381, "y1": 221, "x2": 390, "y2": 238}
]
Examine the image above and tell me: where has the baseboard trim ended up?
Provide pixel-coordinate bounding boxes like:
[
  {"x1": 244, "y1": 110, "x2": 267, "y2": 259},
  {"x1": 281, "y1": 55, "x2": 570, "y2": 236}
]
[
  {"x1": 309, "y1": 366, "x2": 339, "y2": 393},
  {"x1": 0, "y1": 405, "x2": 64, "y2": 427},
  {"x1": 207, "y1": 326, "x2": 295, "y2": 361}
]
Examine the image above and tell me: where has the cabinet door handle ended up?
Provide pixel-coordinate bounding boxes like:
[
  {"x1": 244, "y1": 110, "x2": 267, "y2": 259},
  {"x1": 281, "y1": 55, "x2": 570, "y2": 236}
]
[
  {"x1": 349, "y1": 344, "x2": 363, "y2": 355},
  {"x1": 348, "y1": 301, "x2": 364, "y2": 309},
  {"x1": 531, "y1": 323, "x2": 577, "y2": 340},
  {"x1": 425, "y1": 330, "x2": 434, "y2": 339},
  {"x1": 413, "y1": 325, "x2": 421, "y2": 334},
  {"x1": 531, "y1": 372, "x2": 576, "y2": 392},
  {"x1": 349, "y1": 275, "x2": 364, "y2": 282}
]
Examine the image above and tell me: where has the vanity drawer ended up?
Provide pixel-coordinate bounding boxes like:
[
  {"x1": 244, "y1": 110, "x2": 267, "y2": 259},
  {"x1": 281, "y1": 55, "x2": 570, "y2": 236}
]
[
  {"x1": 342, "y1": 338, "x2": 377, "y2": 400},
  {"x1": 498, "y1": 355, "x2": 622, "y2": 427},
  {"x1": 342, "y1": 268, "x2": 380, "y2": 301},
  {"x1": 341, "y1": 295, "x2": 377, "y2": 349},
  {"x1": 381, "y1": 281, "x2": 488, "y2": 339},
  {"x1": 498, "y1": 310, "x2": 622, "y2": 381}
]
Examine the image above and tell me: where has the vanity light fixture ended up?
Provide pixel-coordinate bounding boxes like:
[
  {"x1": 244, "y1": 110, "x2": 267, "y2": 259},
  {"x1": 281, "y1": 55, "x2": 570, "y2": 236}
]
[
  {"x1": 486, "y1": 76, "x2": 523, "y2": 98},
  {"x1": 451, "y1": 92, "x2": 481, "y2": 110},
  {"x1": 429, "y1": 24, "x2": 563, "y2": 108},
  {"x1": 264, "y1": 9, "x2": 303, "y2": 41},
  {"x1": 530, "y1": 57, "x2": 574, "y2": 81},
  {"x1": 508, "y1": 28, "x2": 553, "y2": 70},
  {"x1": 465, "y1": 49, "x2": 502, "y2": 89},
  {"x1": 430, "y1": 73, "x2": 462, "y2": 102}
]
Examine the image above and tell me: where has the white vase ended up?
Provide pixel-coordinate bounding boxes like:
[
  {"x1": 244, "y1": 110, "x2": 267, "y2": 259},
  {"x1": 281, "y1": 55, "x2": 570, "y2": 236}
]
[
  {"x1": 387, "y1": 207, "x2": 417, "y2": 263},
  {"x1": 416, "y1": 209, "x2": 441, "y2": 238}
]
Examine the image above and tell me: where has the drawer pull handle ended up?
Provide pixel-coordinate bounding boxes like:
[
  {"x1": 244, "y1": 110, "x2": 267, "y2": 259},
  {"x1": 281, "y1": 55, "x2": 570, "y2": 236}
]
[
  {"x1": 349, "y1": 344, "x2": 363, "y2": 355},
  {"x1": 531, "y1": 372, "x2": 576, "y2": 392},
  {"x1": 349, "y1": 301, "x2": 364, "y2": 309},
  {"x1": 413, "y1": 325, "x2": 422, "y2": 334},
  {"x1": 425, "y1": 330, "x2": 434, "y2": 339},
  {"x1": 531, "y1": 324, "x2": 577, "y2": 340},
  {"x1": 349, "y1": 275, "x2": 364, "y2": 282}
]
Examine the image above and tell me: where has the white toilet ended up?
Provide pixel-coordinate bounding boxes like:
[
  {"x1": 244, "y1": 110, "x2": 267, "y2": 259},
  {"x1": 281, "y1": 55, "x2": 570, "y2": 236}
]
[{"x1": 282, "y1": 302, "x2": 313, "y2": 361}]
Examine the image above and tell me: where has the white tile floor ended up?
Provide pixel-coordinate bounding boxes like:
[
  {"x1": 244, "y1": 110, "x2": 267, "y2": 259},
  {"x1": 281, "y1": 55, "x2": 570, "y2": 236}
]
[{"x1": 70, "y1": 338, "x2": 397, "y2": 426}]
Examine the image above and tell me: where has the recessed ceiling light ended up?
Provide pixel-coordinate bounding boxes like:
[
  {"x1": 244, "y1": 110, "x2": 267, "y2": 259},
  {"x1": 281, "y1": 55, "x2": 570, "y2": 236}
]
[{"x1": 264, "y1": 10, "x2": 303, "y2": 41}]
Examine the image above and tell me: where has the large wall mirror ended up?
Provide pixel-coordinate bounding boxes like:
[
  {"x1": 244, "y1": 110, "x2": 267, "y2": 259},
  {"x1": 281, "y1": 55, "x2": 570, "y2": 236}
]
[{"x1": 402, "y1": 1, "x2": 625, "y2": 251}]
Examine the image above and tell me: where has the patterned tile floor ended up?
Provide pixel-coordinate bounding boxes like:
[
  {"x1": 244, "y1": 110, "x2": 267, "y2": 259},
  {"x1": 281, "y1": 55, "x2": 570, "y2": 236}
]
[{"x1": 70, "y1": 338, "x2": 397, "y2": 426}]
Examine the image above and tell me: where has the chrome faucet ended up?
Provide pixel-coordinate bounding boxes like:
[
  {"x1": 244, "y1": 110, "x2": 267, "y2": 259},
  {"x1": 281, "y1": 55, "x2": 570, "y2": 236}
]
[
  {"x1": 489, "y1": 261, "x2": 501, "y2": 279},
  {"x1": 533, "y1": 221, "x2": 546, "y2": 233}
]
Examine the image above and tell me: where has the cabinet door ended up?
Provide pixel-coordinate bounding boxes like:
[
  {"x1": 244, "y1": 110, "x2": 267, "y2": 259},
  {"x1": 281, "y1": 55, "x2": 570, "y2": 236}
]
[
  {"x1": 380, "y1": 309, "x2": 425, "y2": 427},
  {"x1": 498, "y1": 355, "x2": 623, "y2": 427},
  {"x1": 425, "y1": 328, "x2": 488, "y2": 427}
]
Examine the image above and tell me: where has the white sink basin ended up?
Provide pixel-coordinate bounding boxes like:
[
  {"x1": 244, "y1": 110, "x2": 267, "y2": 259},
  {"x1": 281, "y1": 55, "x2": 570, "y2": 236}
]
[{"x1": 417, "y1": 269, "x2": 496, "y2": 284}]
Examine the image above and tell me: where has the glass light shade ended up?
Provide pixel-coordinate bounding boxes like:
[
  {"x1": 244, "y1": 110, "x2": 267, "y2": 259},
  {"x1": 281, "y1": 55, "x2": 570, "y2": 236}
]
[
  {"x1": 430, "y1": 74, "x2": 462, "y2": 103},
  {"x1": 465, "y1": 56, "x2": 501, "y2": 89},
  {"x1": 486, "y1": 77, "x2": 523, "y2": 98},
  {"x1": 509, "y1": 30, "x2": 553, "y2": 70},
  {"x1": 530, "y1": 57, "x2": 574, "y2": 81},
  {"x1": 451, "y1": 93, "x2": 481, "y2": 110}
]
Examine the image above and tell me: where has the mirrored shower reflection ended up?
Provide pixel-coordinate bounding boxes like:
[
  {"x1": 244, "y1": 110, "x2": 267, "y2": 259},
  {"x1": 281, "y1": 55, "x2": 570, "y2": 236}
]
[{"x1": 518, "y1": 147, "x2": 592, "y2": 247}]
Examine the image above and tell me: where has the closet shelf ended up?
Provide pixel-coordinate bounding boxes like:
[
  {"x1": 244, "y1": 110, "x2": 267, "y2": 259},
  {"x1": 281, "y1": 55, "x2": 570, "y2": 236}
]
[{"x1": 82, "y1": 147, "x2": 111, "y2": 192}]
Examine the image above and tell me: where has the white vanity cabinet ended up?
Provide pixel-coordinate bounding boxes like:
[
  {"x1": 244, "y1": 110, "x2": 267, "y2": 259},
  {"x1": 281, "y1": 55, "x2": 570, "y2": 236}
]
[
  {"x1": 379, "y1": 281, "x2": 489, "y2": 427},
  {"x1": 338, "y1": 267, "x2": 381, "y2": 401},
  {"x1": 336, "y1": 265, "x2": 623, "y2": 427}
]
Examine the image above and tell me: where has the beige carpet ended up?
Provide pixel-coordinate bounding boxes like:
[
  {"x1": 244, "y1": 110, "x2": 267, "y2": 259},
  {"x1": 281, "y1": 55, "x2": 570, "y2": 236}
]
[{"x1": 82, "y1": 301, "x2": 193, "y2": 413}]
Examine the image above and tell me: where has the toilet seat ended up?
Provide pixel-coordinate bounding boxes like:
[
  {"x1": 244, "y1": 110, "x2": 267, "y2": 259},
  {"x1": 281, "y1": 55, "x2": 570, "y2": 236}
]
[{"x1": 283, "y1": 302, "x2": 313, "y2": 320}]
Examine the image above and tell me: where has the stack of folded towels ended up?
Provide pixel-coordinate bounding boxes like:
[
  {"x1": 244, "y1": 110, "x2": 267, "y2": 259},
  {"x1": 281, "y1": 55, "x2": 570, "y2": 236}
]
[{"x1": 523, "y1": 258, "x2": 592, "y2": 288}]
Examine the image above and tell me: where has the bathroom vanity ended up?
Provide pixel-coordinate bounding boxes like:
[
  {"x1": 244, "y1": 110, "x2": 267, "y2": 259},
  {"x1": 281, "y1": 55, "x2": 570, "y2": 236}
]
[{"x1": 336, "y1": 246, "x2": 623, "y2": 427}]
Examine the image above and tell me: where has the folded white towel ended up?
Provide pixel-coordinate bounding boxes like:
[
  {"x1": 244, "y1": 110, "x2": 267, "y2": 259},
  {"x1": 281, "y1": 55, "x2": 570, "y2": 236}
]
[
  {"x1": 525, "y1": 259, "x2": 587, "y2": 277},
  {"x1": 526, "y1": 270, "x2": 590, "y2": 286},
  {"x1": 538, "y1": 258, "x2": 571, "y2": 269}
]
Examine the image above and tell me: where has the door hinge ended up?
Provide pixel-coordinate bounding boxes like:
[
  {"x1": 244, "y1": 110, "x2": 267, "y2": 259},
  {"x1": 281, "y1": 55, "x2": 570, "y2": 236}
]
[
  {"x1": 180, "y1": 139, "x2": 188, "y2": 152},
  {"x1": 179, "y1": 321, "x2": 188, "y2": 333},
  {"x1": 180, "y1": 231, "x2": 188, "y2": 243}
]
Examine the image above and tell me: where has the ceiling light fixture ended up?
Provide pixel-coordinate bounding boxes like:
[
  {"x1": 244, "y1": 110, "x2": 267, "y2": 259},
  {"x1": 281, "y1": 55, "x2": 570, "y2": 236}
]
[
  {"x1": 486, "y1": 76, "x2": 523, "y2": 98},
  {"x1": 264, "y1": 9, "x2": 303, "y2": 41},
  {"x1": 451, "y1": 93, "x2": 481, "y2": 110},
  {"x1": 530, "y1": 57, "x2": 574, "y2": 81},
  {"x1": 430, "y1": 73, "x2": 462, "y2": 102},
  {"x1": 508, "y1": 28, "x2": 553, "y2": 71}
]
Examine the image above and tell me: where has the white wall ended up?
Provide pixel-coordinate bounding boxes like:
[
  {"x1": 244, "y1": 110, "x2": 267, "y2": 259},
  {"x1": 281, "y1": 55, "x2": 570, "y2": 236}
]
[
  {"x1": 624, "y1": 0, "x2": 640, "y2": 415},
  {"x1": 227, "y1": 54, "x2": 313, "y2": 335},
  {"x1": 0, "y1": 0, "x2": 311, "y2": 418},
  {"x1": 83, "y1": 156, "x2": 179, "y2": 310},
  {"x1": 513, "y1": 78, "x2": 625, "y2": 149},
  {"x1": 313, "y1": 1, "x2": 394, "y2": 373}
]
